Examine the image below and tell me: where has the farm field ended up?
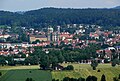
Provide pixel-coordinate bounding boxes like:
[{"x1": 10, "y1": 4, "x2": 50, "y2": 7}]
[
  {"x1": 52, "y1": 63, "x2": 120, "y2": 81},
  {"x1": 0, "y1": 66, "x2": 52, "y2": 81}
]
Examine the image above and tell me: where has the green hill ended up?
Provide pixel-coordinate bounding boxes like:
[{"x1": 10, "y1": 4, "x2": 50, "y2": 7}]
[{"x1": 0, "y1": 8, "x2": 120, "y2": 27}]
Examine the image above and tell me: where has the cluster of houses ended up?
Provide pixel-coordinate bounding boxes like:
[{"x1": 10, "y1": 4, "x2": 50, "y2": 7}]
[
  {"x1": 96, "y1": 46, "x2": 120, "y2": 60},
  {"x1": 0, "y1": 24, "x2": 120, "y2": 62},
  {"x1": 0, "y1": 43, "x2": 33, "y2": 56}
]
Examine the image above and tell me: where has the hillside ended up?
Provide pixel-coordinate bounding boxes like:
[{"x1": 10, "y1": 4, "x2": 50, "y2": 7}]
[{"x1": 0, "y1": 8, "x2": 120, "y2": 28}]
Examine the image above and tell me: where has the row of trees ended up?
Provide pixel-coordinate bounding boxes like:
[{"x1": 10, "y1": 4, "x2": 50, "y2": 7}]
[
  {"x1": 53, "y1": 74, "x2": 120, "y2": 81},
  {"x1": 53, "y1": 74, "x2": 107, "y2": 81}
]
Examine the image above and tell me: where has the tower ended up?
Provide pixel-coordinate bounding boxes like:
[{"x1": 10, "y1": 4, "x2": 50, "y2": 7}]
[
  {"x1": 57, "y1": 26, "x2": 60, "y2": 34},
  {"x1": 57, "y1": 26, "x2": 60, "y2": 43},
  {"x1": 47, "y1": 27, "x2": 53, "y2": 42}
]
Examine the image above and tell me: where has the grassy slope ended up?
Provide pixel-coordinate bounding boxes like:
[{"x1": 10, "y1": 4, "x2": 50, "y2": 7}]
[
  {"x1": 52, "y1": 64, "x2": 120, "y2": 81},
  {"x1": 0, "y1": 66, "x2": 52, "y2": 81}
]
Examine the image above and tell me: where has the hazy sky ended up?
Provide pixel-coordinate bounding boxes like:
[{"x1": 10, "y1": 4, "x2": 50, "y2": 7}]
[{"x1": 0, "y1": 0, "x2": 120, "y2": 11}]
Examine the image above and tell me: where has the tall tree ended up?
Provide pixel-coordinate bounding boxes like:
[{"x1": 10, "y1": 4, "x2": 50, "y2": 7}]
[
  {"x1": 40, "y1": 55, "x2": 50, "y2": 70},
  {"x1": 101, "y1": 74, "x2": 106, "y2": 81},
  {"x1": 51, "y1": 56, "x2": 58, "y2": 70},
  {"x1": 91, "y1": 60, "x2": 98, "y2": 70},
  {"x1": 0, "y1": 57, "x2": 6, "y2": 66}
]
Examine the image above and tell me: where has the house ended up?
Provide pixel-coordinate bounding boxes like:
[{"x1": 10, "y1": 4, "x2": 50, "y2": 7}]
[
  {"x1": 60, "y1": 32, "x2": 73, "y2": 41},
  {"x1": 75, "y1": 29, "x2": 85, "y2": 34},
  {"x1": 32, "y1": 41, "x2": 50, "y2": 47},
  {"x1": 107, "y1": 47, "x2": 115, "y2": 50},
  {"x1": 54, "y1": 64, "x2": 64, "y2": 70},
  {"x1": 115, "y1": 46, "x2": 120, "y2": 50},
  {"x1": 30, "y1": 35, "x2": 47, "y2": 43},
  {"x1": 0, "y1": 34, "x2": 10, "y2": 38},
  {"x1": 10, "y1": 34, "x2": 19, "y2": 39},
  {"x1": 14, "y1": 58, "x2": 25, "y2": 61},
  {"x1": 89, "y1": 33, "x2": 99, "y2": 39}
]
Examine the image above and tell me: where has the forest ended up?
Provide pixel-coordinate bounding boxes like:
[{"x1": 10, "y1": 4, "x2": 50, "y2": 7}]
[{"x1": 0, "y1": 8, "x2": 120, "y2": 28}]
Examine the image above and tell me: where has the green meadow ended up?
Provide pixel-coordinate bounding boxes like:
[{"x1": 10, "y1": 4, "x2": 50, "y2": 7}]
[
  {"x1": 0, "y1": 64, "x2": 120, "y2": 81},
  {"x1": 52, "y1": 64, "x2": 120, "y2": 81},
  {"x1": 0, "y1": 66, "x2": 52, "y2": 81}
]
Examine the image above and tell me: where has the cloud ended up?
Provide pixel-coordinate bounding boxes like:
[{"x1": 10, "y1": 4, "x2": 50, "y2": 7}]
[{"x1": 105, "y1": 0, "x2": 120, "y2": 4}]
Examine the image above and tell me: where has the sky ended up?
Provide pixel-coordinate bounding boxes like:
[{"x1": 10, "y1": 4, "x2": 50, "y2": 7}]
[{"x1": 0, "y1": 0, "x2": 120, "y2": 11}]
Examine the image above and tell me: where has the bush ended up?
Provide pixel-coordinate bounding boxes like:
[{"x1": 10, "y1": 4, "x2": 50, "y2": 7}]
[
  {"x1": 70, "y1": 78, "x2": 77, "y2": 81},
  {"x1": 65, "y1": 65, "x2": 74, "y2": 70},
  {"x1": 118, "y1": 74, "x2": 120, "y2": 79},
  {"x1": 29, "y1": 78, "x2": 33, "y2": 81},
  {"x1": 0, "y1": 72, "x2": 2, "y2": 76},
  {"x1": 93, "y1": 66, "x2": 96, "y2": 70},
  {"x1": 26, "y1": 78, "x2": 29, "y2": 81},
  {"x1": 52, "y1": 79, "x2": 56, "y2": 81},
  {"x1": 91, "y1": 60, "x2": 98, "y2": 70},
  {"x1": 78, "y1": 77, "x2": 85, "y2": 81},
  {"x1": 63, "y1": 77, "x2": 70, "y2": 81},
  {"x1": 25, "y1": 78, "x2": 34, "y2": 81},
  {"x1": 97, "y1": 69, "x2": 101, "y2": 72},
  {"x1": 112, "y1": 59, "x2": 120, "y2": 67},
  {"x1": 52, "y1": 79, "x2": 59, "y2": 81},
  {"x1": 86, "y1": 76, "x2": 97, "y2": 81},
  {"x1": 101, "y1": 74, "x2": 106, "y2": 81},
  {"x1": 112, "y1": 60, "x2": 116, "y2": 67},
  {"x1": 56, "y1": 79, "x2": 59, "y2": 81},
  {"x1": 113, "y1": 77, "x2": 119, "y2": 81},
  {"x1": 29, "y1": 71, "x2": 31, "y2": 73},
  {"x1": 62, "y1": 77, "x2": 85, "y2": 81}
]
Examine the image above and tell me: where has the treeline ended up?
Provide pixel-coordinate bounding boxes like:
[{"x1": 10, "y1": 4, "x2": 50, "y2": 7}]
[
  {"x1": 53, "y1": 74, "x2": 120, "y2": 81},
  {"x1": 0, "y1": 8, "x2": 120, "y2": 28},
  {"x1": 53, "y1": 76, "x2": 97, "y2": 81}
]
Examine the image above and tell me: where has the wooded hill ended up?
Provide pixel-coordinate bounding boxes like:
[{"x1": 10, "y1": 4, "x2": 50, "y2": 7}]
[{"x1": 0, "y1": 8, "x2": 120, "y2": 28}]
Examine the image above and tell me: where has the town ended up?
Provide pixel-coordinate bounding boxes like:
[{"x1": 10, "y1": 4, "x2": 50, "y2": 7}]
[
  {"x1": 0, "y1": 24, "x2": 120, "y2": 64},
  {"x1": 0, "y1": 7, "x2": 120, "y2": 81},
  {"x1": 0, "y1": 6, "x2": 120, "y2": 81}
]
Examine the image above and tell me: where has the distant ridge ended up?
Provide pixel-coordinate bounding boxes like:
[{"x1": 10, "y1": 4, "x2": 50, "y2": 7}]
[
  {"x1": 16, "y1": 11, "x2": 25, "y2": 14},
  {"x1": 113, "y1": 6, "x2": 120, "y2": 9},
  {"x1": 0, "y1": 7, "x2": 120, "y2": 28}
]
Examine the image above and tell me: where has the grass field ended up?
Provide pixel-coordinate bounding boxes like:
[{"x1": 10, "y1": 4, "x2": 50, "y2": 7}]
[
  {"x1": 52, "y1": 63, "x2": 120, "y2": 81},
  {"x1": 0, "y1": 69, "x2": 52, "y2": 81},
  {"x1": 0, "y1": 66, "x2": 52, "y2": 81},
  {"x1": 0, "y1": 65, "x2": 39, "y2": 70},
  {"x1": 0, "y1": 64, "x2": 120, "y2": 81}
]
